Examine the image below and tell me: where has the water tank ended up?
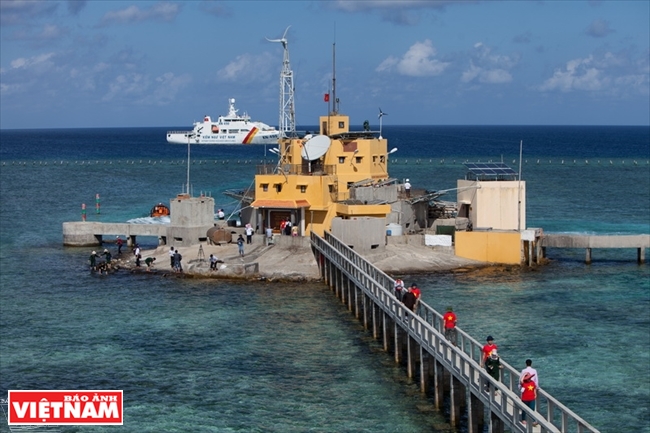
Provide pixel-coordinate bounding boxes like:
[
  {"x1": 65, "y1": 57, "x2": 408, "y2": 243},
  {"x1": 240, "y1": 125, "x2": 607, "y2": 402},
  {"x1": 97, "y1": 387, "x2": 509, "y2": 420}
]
[
  {"x1": 207, "y1": 227, "x2": 232, "y2": 244},
  {"x1": 386, "y1": 223, "x2": 402, "y2": 236}
]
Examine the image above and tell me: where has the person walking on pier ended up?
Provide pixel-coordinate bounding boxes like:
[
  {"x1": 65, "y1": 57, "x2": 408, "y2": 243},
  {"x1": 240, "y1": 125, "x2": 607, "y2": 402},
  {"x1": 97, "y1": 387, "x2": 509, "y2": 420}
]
[
  {"x1": 410, "y1": 283, "x2": 421, "y2": 313},
  {"x1": 402, "y1": 285, "x2": 417, "y2": 314},
  {"x1": 116, "y1": 236, "x2": 123, "y2": 255},
  {"x1": 519, "y1": 359, "x2": 539, "y2": 388},
  {"x1": 133, "y1": 244, "x2": 140, "y2": 258},
  {"x1": 481, "y1": 336, "x2": 498, "y2": 367},
  {"x1": 520, "y1": 372, "x2": 537, "y2": 425},
  {"x1": 485, "y1": 349, "x2": 504, "y2": 391},
  {"x1": 404, "y1": 179, "x2": 411, "y2": 198},
  {"x1": 393, "y1": 278, "x2": 405, "y2": 300},
  {"x1": 265, "y1": 226, "x2": 273, "y2": 245},
  {"x1": 443, "y1": 306, "x2": 457, "y2": 346}
]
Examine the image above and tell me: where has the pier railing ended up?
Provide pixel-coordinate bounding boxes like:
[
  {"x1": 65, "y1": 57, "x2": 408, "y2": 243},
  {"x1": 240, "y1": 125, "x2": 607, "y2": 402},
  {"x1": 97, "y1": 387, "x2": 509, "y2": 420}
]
[{"x1": 312, "y1": 231, "x2": 600, "y2": 433}]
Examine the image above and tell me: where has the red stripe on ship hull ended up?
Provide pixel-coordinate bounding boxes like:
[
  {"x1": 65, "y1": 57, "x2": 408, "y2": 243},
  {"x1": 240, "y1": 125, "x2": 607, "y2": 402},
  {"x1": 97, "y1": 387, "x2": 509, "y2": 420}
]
[{"x1": 243, "y1": 127, "x2": 258, "y2": 144}]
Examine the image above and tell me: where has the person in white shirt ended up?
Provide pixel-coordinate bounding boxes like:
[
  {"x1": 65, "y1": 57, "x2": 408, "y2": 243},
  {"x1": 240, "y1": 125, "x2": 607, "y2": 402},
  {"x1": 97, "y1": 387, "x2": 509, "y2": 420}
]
[
  {"x1": 519, "y1": 359, "x2": 539, "y2": 388},
  {"x1": 404, "y1": 179, "x2": 411, "y2": 198},
  {"x1": 245, "y1": 225, "x2": 254, "y2": 244}
]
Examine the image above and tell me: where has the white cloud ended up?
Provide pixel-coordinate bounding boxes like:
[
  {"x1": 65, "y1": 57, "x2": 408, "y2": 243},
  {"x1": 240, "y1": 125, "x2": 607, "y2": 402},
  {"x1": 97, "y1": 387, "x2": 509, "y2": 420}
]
[
  {"x1": 151, "y1": 72, "x2": 192, "y2": 105},
  {"x1": 460, "y1": 42, "x2": 517, "y2": 84},
  {"x1": 377, "y1": 40, "x2": 450, "y2": 77},
  {"x1": 585, "y1": 19, "x2": 614, "y2": 38},
  {"x1": 217, "y1": 52, "x2": 275, "y2": 83},
  {"x1": 539, "y1": 52, "x2": 649, "y2": 97},
  {"x1": 98, "y1": 2, "x2": 180, "y2": 26},
  {"x1": 9, "y1": 52, "x2": 55, "y2": 71},
  {"x1": 539, "y1": 55, "x2": 608, "y2": 92}
]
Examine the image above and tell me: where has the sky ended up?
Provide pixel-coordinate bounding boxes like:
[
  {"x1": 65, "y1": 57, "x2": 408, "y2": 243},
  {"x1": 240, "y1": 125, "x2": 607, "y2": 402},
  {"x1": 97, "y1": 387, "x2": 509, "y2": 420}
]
[{"x1": 1, "y1": 0, "x2": 649, "y2": 129}]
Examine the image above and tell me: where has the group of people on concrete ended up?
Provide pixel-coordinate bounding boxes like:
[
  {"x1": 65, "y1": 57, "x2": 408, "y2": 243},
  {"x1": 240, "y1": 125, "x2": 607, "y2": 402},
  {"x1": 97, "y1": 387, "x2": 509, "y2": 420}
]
[{"x1": 168, "y1": 247, "x2": 182, "y2": 272}]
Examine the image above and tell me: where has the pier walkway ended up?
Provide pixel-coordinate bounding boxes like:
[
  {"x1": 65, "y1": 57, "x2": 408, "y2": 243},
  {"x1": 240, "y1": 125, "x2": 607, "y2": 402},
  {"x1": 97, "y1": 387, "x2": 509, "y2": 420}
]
[
  {"x1": 311, "y1": 231, "x2": 600, "y2": 433},
  {"x1": 540, "y1": 233, "x2": 649, "y2": 264}
]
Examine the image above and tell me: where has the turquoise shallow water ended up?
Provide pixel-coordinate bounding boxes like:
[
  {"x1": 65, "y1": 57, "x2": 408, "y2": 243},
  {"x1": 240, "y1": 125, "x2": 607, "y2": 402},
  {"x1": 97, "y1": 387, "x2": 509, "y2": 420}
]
[{"x1": 0, "y1": 126, "x2": 648, "y2": 432}]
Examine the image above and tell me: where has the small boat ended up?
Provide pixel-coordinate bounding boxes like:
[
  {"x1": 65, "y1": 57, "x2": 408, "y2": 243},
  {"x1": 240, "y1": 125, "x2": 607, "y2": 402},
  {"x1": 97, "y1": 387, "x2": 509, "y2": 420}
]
[
  {"x1": 166, "y1": 98, "x2": 280, "y2": 145},
  {"x1": 150, "y1": 203, "x2": 170, "y2": 217}
]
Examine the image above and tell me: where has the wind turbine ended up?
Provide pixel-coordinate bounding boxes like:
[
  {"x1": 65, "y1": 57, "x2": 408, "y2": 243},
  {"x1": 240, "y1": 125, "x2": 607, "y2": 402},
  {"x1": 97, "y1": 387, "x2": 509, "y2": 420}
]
[
  {"x1": 267, "y1": 27, "x2": 296, "y2": 138},
  {"x1": 378, "y1": 107, "x2": 387, "y2": 139}
]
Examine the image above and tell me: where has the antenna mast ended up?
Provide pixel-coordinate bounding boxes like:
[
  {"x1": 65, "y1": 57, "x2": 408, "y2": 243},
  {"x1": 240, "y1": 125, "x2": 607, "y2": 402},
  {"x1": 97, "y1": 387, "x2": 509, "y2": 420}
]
[
  {"x1": 267, "y1": 27, "x2": 296, "y2": 137},
  {"x1": 332, "y1": 42, "x2": 337, "y2": 114}
]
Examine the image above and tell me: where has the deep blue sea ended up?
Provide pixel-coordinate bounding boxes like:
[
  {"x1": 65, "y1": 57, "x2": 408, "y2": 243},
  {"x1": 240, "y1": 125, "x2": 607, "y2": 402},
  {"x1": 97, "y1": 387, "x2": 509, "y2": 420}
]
[{"x1": 0, "y1": 125, "x2": 649, "y2": 433}]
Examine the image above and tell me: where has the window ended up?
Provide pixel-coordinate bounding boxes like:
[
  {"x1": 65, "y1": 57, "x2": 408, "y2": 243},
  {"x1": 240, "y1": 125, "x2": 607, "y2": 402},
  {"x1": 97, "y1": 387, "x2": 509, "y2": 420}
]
[
  {"x1": 338, "y1": 121, "x2": 345, "y2": 128},
  {"x1": 380, "y1": 155, "x2": 386, "y2": 163},
  {"x1": 339, "y1": 156, "x2": 345, "y2": 164},
  {"x1": 373, "y1": 155, "x2": 378, "y2": 163},
  {"x1": 261, "y1": 183, "x2": 268, "y2": 192},
  {"x1": 355, "y1": 156, "x2": 362, "y2": 164},
  {"x1": 275, "y1": 184, "x2": 282, "y2": 193},
  {"x1": 300, "y1": 185, "x2": 307, "y2": 193}
]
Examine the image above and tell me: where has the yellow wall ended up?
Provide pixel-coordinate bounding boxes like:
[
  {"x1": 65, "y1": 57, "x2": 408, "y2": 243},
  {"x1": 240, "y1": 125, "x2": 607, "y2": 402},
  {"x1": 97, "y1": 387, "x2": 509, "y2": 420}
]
[{"x1": 455, "y1": 231, "x2": 522, "y2": 264}]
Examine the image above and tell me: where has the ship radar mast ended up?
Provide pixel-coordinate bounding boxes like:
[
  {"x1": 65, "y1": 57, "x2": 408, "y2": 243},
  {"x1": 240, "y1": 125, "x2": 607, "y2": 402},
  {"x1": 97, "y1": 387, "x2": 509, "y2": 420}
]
[{"x1": 267, "y1": 26, "x2": 296, "y2": 138}]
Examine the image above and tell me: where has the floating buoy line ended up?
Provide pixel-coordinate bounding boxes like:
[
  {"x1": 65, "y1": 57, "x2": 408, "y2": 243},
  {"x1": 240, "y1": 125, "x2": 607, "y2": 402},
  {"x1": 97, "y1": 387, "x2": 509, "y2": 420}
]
[{"x1": 1, "y1": 158, "x2": 648, "y2": 167}]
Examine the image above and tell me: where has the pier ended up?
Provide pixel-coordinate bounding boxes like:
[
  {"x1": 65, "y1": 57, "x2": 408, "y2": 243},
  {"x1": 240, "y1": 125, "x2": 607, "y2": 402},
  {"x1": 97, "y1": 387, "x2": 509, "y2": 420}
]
[
  {"x1": 540, "y1": 234, "x2": 649, "y2": 264},
  {"x1": 311, "y1": 231, "x2": 600, "y2": 433}
]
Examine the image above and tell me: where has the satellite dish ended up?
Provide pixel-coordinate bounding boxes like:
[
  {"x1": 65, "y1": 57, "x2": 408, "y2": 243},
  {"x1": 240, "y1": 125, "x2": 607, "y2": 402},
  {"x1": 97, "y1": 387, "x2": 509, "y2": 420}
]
[{"x1": 301, "y1": 135, "x2": 330, "y2": 160}]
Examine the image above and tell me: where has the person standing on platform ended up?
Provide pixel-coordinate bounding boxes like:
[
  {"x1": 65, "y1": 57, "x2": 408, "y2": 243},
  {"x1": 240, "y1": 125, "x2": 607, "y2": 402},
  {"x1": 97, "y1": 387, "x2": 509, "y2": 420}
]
[
  {"x1": 169, "y1": 247, "x2": 175, "y2": 269},
  {"x1": 218, "y1": 209, "x2": 225, "y2": 220},
  {"x1": 116, "y1": 236, "x2": 123, "y2": 255},
  {"x1": 519, "y1": 359, "x2": 539, "y2": 389},
  {"x1": 237, "y1": 234, "x2": 245, "y2": 257},
  {"x1": 245, "y1": 224, "x2": 254, "y2": 244},
  {"x1": 404, "y1": 179, "x2": 411, "y2": 198},
  {"x1": 443, "y1": 306, "x2": 457, "y2": 346},
  {"x1": 173, "y1": 250, "x2": 182, "y2": 272},
  {"x1": 393, "y1": 278, "x2": 405, "y2": 300},
  {"x1": 481, "y1": 335, "x2": 498, "y2": 367},
  {"x1": 520, "y1": 372, "x2": 538, "y2": 425},
  {"x1": 135, "y1": 254, "x2": 142, "y2": 268},
  {"x1": 265, "y1": 226, "x2": 273, "y2": 246},
  {"x1": 133, "y1": 244, "x2": 140, "y2": 258}
]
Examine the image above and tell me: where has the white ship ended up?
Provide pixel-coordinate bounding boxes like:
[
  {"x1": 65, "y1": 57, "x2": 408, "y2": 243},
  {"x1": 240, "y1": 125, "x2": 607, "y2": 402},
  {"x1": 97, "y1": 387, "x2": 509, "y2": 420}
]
[{"x1": 166, "y1": 98, "x2": 280, "y2": 145}]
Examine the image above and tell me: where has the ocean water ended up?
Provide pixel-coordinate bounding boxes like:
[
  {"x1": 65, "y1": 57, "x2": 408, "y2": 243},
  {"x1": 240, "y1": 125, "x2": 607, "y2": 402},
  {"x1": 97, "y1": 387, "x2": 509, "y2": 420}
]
[{"x1": 0, "y1": 125, "x2": 648, "y2": 433}]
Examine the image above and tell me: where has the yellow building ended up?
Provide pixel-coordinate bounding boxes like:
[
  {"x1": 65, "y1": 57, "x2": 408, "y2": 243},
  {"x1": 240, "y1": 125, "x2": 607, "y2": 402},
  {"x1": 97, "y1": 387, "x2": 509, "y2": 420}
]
[{"x1": 251, "y1": 112, "x2": 393, "y2": 236}]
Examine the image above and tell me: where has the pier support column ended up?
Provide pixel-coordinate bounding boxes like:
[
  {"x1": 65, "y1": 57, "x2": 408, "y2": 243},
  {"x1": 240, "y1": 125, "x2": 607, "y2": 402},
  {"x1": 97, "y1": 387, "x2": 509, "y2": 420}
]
[
  {"x1": 419, "y1": 348, "x2": 429, "y2": 394},
  {"x1": 372, "y1": 303, "x2": 379, "y2": 340},
  {"x1": 639, "y1": 247, "x2": 645, "y2": 264},
  {"x1": 449, "y1": 375, "x2": 463, "y2": 427},
  {"x1": 433, "y1": 359, "x2": 443, "y2": 410},
  {"x1": 383, "y1": 311, "x2": 390, "y2": 352},
  {"x1": 363, "y1": 294, "x2": 369, "y2": 330},
  {"x1": 406, "y1": 335, "x2": 414, "y2": 378},
  {"x1": 585, "y1": 248, "x2": 592, "y2": 264},
  {"x1": 394, "y1": 324, "x2": 402, "y2": 365},
  {"x1": 468, "y1": 389, "x2": 484, "y2": 433},
  {"x1": 489, "y1": 411, "x2": 504, "y2": 433}
]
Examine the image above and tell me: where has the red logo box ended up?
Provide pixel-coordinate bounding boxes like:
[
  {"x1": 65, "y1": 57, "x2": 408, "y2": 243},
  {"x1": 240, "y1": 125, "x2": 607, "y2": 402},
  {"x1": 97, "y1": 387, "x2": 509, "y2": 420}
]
[{"x1": 8, "y1": 390, "x2": 123, "y2": 425}]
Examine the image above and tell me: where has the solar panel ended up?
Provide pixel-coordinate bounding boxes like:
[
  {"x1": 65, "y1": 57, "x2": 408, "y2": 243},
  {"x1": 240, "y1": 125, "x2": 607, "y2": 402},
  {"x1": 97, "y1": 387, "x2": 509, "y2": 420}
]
[{"x1": 463, "y1": 162, "x2": 518, "y2": 180}]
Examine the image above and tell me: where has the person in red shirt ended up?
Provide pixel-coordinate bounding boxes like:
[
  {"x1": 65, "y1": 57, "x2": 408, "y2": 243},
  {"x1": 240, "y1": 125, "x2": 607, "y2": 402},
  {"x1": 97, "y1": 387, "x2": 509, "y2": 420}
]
[
  {"x1": 443, "y1": 306, "x2": 457, "y2": 346},
  {"x1": 481, "y1": 336, "x2": 498, "y2": 367},
  {"x1": 409, "y1": 283, "x2": 421, "y2": 313},
  {"x1": 520, "y1": 372, "x2": 537, "y2": 424}
]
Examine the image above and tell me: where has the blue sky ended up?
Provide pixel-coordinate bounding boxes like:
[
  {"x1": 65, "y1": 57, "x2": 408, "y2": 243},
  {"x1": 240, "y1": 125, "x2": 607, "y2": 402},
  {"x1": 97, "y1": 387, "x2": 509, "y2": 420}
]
[{"x1": 1, "y1": 0, "x2": 648, "y2": 129}]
